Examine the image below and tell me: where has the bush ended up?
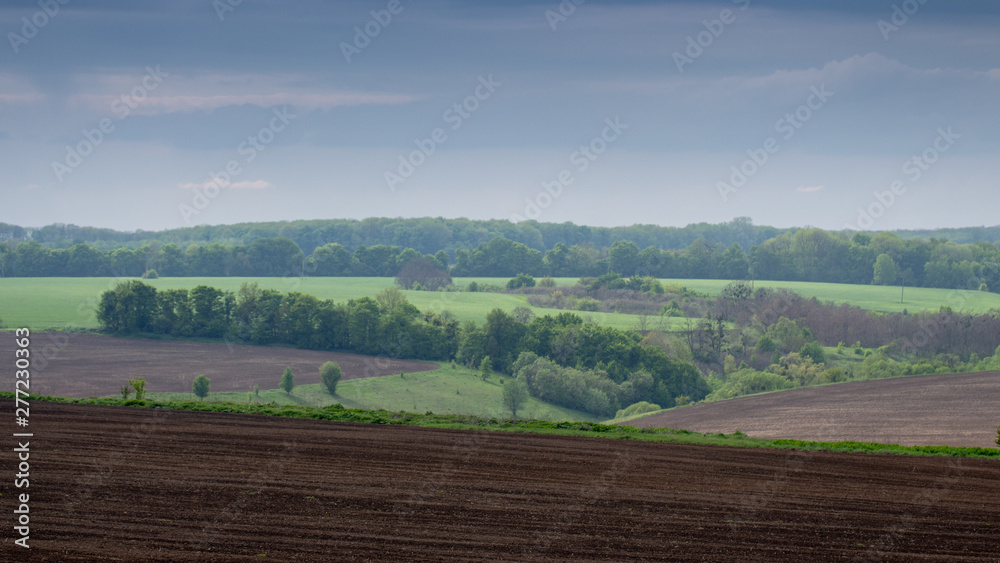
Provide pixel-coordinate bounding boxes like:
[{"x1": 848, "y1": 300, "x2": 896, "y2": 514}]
[
  {"x1": 319, "y1": 361, "x2": 342, "y2": 395},
  {"x1": 192, "y1": 374, "x2": 211, "y2": 399},
  {"x1": 119, "y1": 384, "x2": 132, "y2": 400},
  {"x1": 538, "y1": 276, "x2": 556, "y2": 288},
  {"x1": 506, "y1": 273, "x2": 536, "y2": 290},
  {"x1": 575, "y1": 297, "x2": 602, "y2": 312},
  {"x1": 615, "y1": 401, "x2": 661, "y2": 419},
  {"x1": 129, "y1": 377, "x2": 147, "y2": 400},
  {"x1": 280, "y1": 367, "x2": 295, "y2": 394},
  {"x1": 142, "y1": 269, "x2": 159, "y2": 279},
  {"x1": 799, "y1": 341, "x2": 827, "y2": 365},
  {"x1": 467, "y1": 281, "x2": 479, "y2": 292}
]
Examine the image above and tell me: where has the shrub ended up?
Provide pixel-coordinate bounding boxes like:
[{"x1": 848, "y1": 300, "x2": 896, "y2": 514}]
[
  {"x1": 574, "y1": 297, "x2": 602, "y2": 312},
  {"x1": 119, "y1": 384, "x2": 132, "y2": 400},
  {"x1": 319, "y1": 361, "x2": 342, "y2": 395},
  {"x1": 673, "y1": 395, "x2": 691, "y2": 407},
  {"x1": 280, "y1": 367, "x2": 295, "y2": 394},
  {"x1": 799, "y1": 341, "x2": 827, "y2": 365},
  {"x1": 615, "y1": 401, "x2": 661, "y2": 419},
  {"x1": 506, "y1": 273, "x2": 536, "y2": 290},
  {"x1": 467, "y1": 281, "x2": 479, "y2": 292},
  {"x1": 142, "y1": 269, "x2": 159, "y2": 279},
  {"x1": 192, "y1": 374, "x2": 211, "y2": 399},
  {"x1": 538, "y1": 276, "x2": 556, "y2": 288},
  {"x1": 129, "y1": 377, "x2": 147, "y2": 400}
]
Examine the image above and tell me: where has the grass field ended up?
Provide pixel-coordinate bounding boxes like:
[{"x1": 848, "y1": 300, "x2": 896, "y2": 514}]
[
  {"x1": 146, "y1": 364, "x2": 599, "y2": 422},
  {"x1": 0, "y1": 277, "x2": 675, "y2": 331},
  {"x1": 2, "y1": 276, "x2": 998, "y2": 331}
]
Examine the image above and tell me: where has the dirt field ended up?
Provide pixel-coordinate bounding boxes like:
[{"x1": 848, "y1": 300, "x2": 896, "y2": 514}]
[
  {"x1": 629, "y1": 371, "x2": 1000, "y2": 448},
  {"x1": 1, "y1": 399, "x2": 998, "y2": 561},
  {"x1": 2, "y1": 332, "x2": 438, "y2": 398}
]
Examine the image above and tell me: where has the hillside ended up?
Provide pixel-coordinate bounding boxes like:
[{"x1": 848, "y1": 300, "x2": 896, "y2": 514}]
[{"x1": 625, "y1": 371, "x2": 1000, "y2": 448}]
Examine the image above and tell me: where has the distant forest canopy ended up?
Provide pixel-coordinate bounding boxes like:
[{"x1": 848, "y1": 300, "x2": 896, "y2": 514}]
[{"x1": 1, "y1": 217, "x2": 999, "y2": 293}]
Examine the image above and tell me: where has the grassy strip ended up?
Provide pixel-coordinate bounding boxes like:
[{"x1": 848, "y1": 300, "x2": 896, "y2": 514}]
[{"x1": 4, "y1": 391, "x2": 998, "y2": 459}]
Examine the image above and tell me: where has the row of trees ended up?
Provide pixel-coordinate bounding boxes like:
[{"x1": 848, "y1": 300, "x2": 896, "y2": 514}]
[
  {"x1": 5, "y1": 227, "x2": 1000, "y2": 292},
  {"x1": 0, "y1": 217, "x2": 785, "y2": 256}
]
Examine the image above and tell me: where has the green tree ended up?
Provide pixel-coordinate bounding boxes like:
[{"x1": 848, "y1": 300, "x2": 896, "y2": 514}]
[
  {"x1": 479, "y1": 355, "x2": 493, "y2": 381},
  {"x1": 873, "y1": 253, "x2": 899, "y2": 285},
  {"x1": 280, "y1": 367, "x2": 295, "y2": 394},
  {"x1": 192, "y1": 374, "x2": 211, "y2": 399},
  {"x1": 319, "y1": 361, "x2": 343, "y2": 395},
  {"x1": 501, "y1": 378, "x2": 529, "y2": 419},
  {"x1": 129, "y1": 377, "x2": 147, "y2": 400}
]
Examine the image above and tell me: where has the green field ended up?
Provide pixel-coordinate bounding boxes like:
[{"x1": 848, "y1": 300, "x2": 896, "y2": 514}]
[
  {"x1": 147, "y1": 364, "x2": 599, "y2": 422},
  {"x1": 2, "y1": 276, "x2": 997, "y2": 332},
  {"x1": 0, "y1": 277, "x2": 675, "y2": 331},
  {"x1": 655, "y1": 279, "x2": 1000, "y2": 314}
]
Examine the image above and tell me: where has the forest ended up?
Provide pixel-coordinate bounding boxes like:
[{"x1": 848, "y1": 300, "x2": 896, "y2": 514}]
[{"x1": 2, "y1": 219, "x2": 1000, "y2": 293}]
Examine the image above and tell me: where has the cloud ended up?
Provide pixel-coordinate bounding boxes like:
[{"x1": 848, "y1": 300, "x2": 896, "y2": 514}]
[
  {"x1": 73, "y1": 91, "x2": 417, "y2": 115},
  {"x1": 796, "y1": 185, "x2": 824, "y2": 193},
  {"x1": 179, "y1": 179, "x2": 272, "y2": 190}
]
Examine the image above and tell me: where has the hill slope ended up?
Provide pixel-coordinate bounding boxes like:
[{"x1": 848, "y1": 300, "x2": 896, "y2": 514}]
[{"x1": 626, "y1": 371, "x2": 1000, "y2": 448}]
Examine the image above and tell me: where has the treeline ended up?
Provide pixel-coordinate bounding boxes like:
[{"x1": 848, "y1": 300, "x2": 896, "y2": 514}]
[
  {"x1": 96, "y1": 281, "x2": 709, "y2": 414},
  {"x1": 0, "y1": 217, "x2": 783, "y2": 255},
  {"x1": 4, "y1": 227, "x2": 1000, "y2": 294}
]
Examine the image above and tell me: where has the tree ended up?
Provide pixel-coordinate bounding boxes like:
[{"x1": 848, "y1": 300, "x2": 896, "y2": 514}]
[
  {"x1": 502, "y1": 378, "x2": 530, "y2": 419},
  {"x1": 280, "y1": 367, "x2": 295, "y2": 394},
  {"x1": 506, "y1": 273, "x2": 536, "y2": 290},
  {"x1": 319, "y1": 361, "x2": 343, "y2": 395},
  {"x1": 129, "y1": 377, "x2": 147, "y2": 400},
  {"x1": 192, "y1": 374, "x2": 211, "y2": 399},
  {"x1": 873, "y1": 253, "x2": 899, "y2": 285},
  {"x1": 479, "y1": 355, "x2": 493, "y2": 381},
  {"x1": 395, "y1": 256, "x2": 452, "y2": 290}
]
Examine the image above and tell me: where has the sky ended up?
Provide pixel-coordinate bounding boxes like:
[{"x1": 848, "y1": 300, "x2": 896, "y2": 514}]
[{"x1": 1, "y1": 0, "x2": 998, "y2": 233}]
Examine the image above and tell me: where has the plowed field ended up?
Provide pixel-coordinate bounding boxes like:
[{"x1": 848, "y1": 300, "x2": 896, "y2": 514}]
[
  {"x1": 2, "y1": 399, "x2": 998, "y2": 561},
  {"x1": 628, "y1": 371, "x2": 1000, "y2": 448},
  {"x1": 1, "y1": 332, "x2": 438, "y2": 398}
]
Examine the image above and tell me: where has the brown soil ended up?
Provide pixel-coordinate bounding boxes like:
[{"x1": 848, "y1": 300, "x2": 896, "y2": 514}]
[
  {"x1": 4, "y1": 331, "x2": 438, "y2": 398},
  {"x1": 1, "y1": 399, "x2": 998, "y2": 561},
  {"x1": 629, "y1": 371, "x2": 1000, "y2": 448}
]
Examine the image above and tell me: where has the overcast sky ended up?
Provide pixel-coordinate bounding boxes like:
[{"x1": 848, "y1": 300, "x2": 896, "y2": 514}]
[{"x1": 1, "y1": 0, "x2": 998, "y2": 233}]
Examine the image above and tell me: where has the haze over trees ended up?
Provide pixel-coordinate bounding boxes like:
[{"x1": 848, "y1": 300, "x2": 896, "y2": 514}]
[{"x1": 3, "y1": 218, "x2": 999, "y2": 293}]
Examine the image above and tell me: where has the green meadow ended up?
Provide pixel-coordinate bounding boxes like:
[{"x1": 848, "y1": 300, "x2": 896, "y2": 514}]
[
  {"x1": 147, "y1": 363, "x2": 599, "y2": 422},
  {"x1": 1, "y1": 276, "x2": 998, "y2": 332}
]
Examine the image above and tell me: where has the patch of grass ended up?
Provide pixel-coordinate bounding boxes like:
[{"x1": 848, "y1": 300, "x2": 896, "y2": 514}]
[
  {"x1": 147, "y1": 364, "x2": 600, "y2": 422},
  {"x1": 6, "y1": 391, "x2": 998, "y2": 459}
]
